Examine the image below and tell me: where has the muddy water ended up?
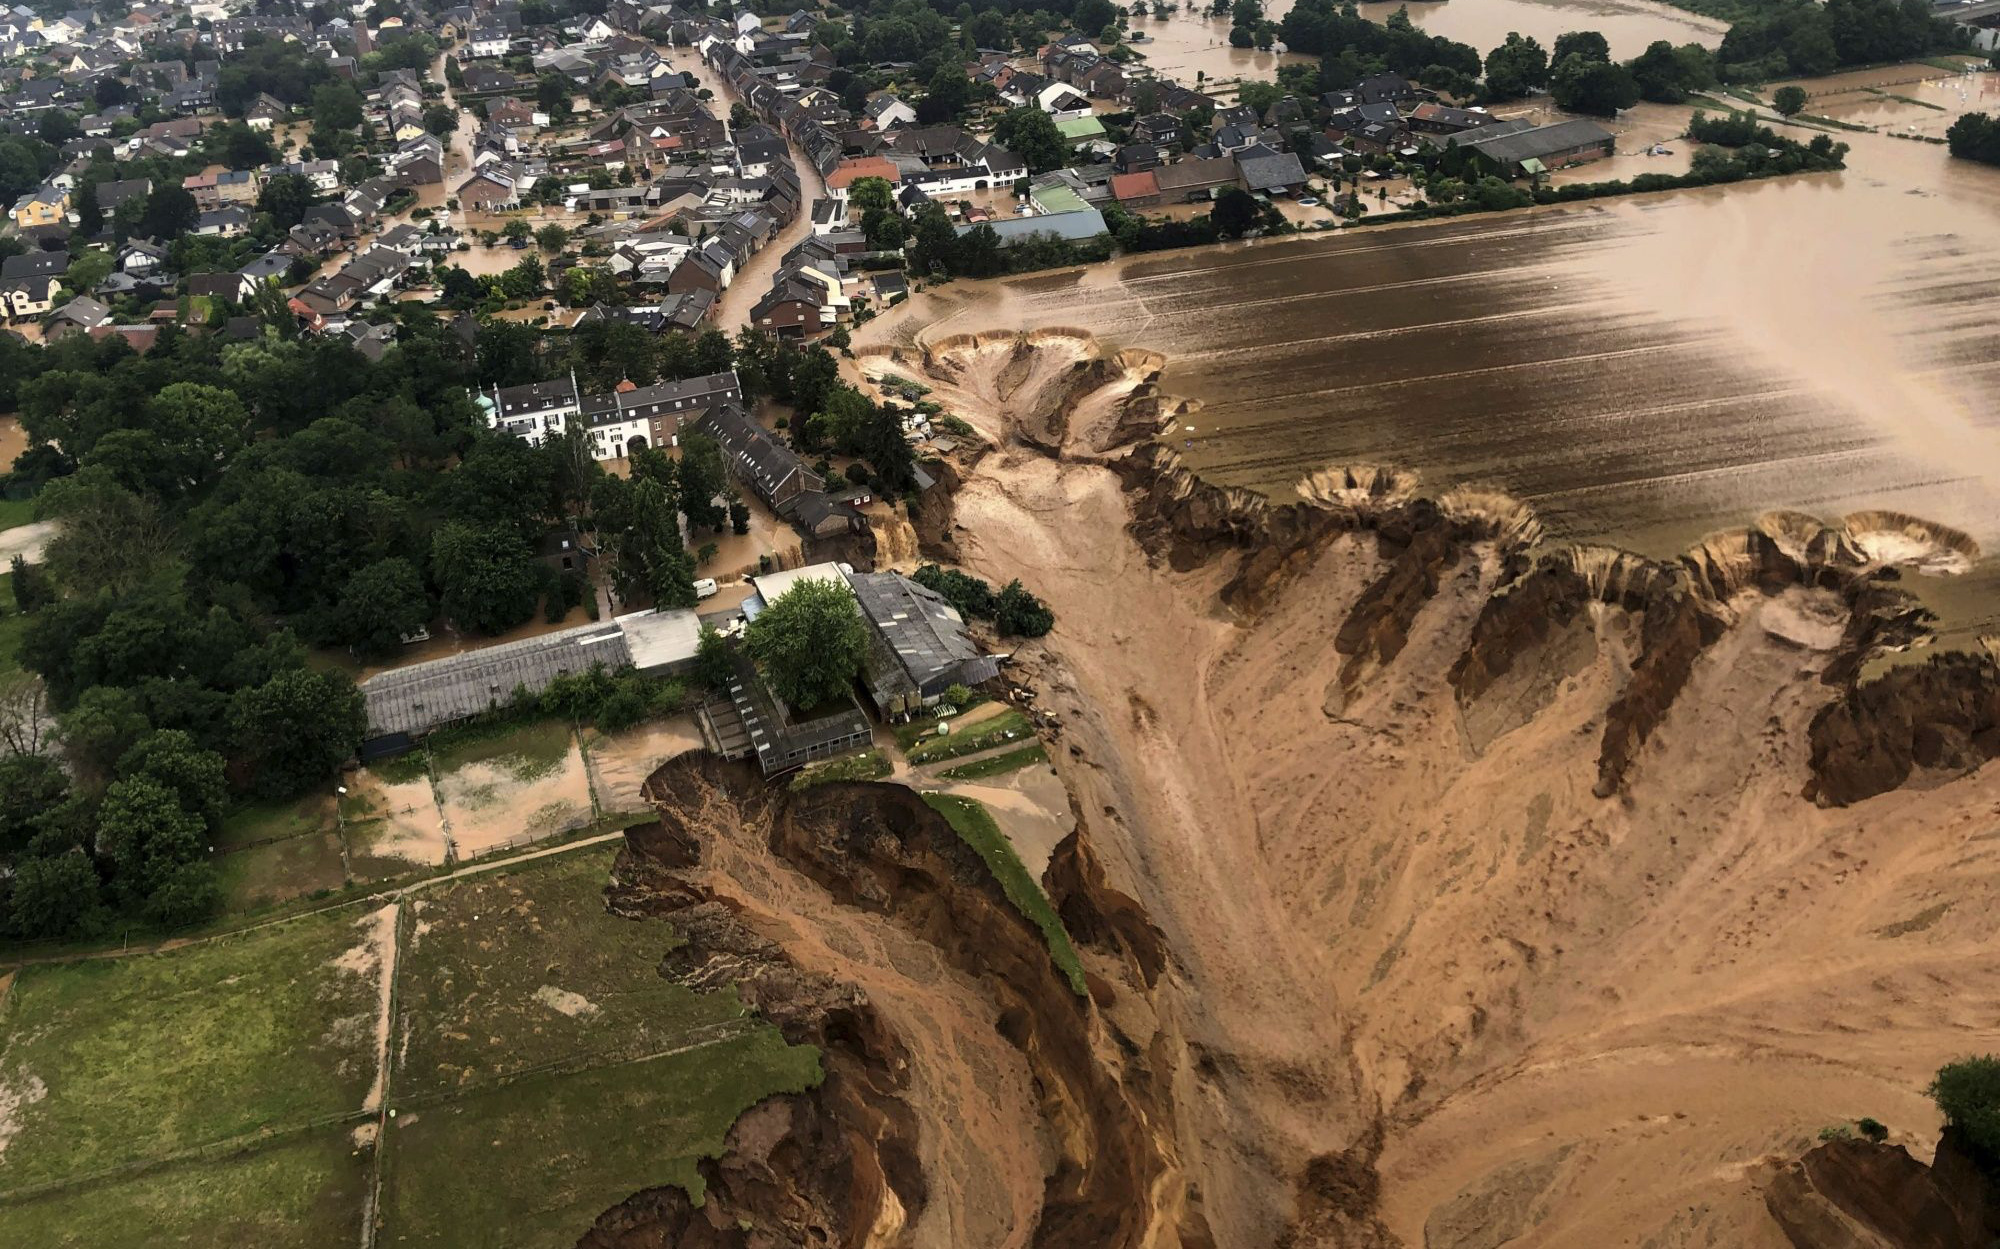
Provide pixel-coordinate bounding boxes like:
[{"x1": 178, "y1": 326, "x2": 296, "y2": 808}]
[
  {"x1": 1353, "y1": 0, "x2": 1725, "y2": 59},
  {"x1": 0, "y1": 416, "x2": 25, "y2": 472},
  {"x1": 872, "y1": 85, "x2": 2000, "y2": 649}
]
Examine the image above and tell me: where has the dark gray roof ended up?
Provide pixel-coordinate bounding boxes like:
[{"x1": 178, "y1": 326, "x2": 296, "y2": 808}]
[
  {"x1": 1235, "y1": 145, "x2": 1307, "y2": 191},
  {"x1": 849, "y1": 571, "x2": 1000, "y2": 710},
  {"x1": 361, "y1": 620, "x2": 632, "y2": 738},
  {"x1": 1458, "y1": 119, "x2": 1614, "y2": 166}
]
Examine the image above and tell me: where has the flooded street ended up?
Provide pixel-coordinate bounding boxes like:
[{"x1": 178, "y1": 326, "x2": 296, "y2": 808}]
[{"x1": 868, "y1": 77, "x2": 2000, "y2": 648}]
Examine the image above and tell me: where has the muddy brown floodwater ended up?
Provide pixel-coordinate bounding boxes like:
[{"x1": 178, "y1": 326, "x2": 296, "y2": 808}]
[{"x1": 871, "y1": 93, "x2": 2000, "y2": 651}]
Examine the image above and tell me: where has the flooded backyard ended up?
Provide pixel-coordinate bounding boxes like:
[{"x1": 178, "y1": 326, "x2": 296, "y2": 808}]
[{"x1": 866, "y1": 71, "x2": 2000, "y2": 651}]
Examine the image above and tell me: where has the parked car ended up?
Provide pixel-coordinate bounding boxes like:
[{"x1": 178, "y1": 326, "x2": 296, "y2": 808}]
[{"x1": 693, "y1": 577, "x2": 719, "y2": 599}]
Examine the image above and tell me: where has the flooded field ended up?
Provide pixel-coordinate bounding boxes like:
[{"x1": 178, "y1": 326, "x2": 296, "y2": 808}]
[
  {"x1": 1353, "y1": 0, "x2": 1725, "y2": 60},
  {"x1": 870, "y1": 79, "x2": 2000, "y2": 650},
  {"x1": 0, "y1": 415, "x2": 25, "y2": 470},
  {"x1": 432, "y1": 720, "x2": 595, "y2": 859},
  {"x1": 583, "y1": 716, "x2": 704, "y2": 814}
]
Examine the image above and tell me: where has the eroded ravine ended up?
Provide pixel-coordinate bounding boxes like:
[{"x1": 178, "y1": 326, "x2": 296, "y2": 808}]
[{"x1": 841, "y1": 330, "x2": 2000, "y2": 1248}]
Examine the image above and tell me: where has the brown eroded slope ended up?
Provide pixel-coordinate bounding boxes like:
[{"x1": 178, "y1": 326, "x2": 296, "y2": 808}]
[{"x1": 850, "y1": 329, "x2": 2000, "y2": 1248}]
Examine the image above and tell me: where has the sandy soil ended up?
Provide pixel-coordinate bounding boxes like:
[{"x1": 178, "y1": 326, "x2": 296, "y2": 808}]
[
  {"x1": 0, "y1": 520, "x2": 53, "y2": 567},
  {"x1": 0, "y1": 416, "x2": 25, "y2": 472},
  {"x1": 844, "y1": 326, "x2": 2000, "y2": 1248},
  {"x1": 584, "y1": 716, "x2": 704, "y2": 813},
  {"x1": 435, "y1": 735, "x2": 595, "y2": 860},
  {"x1": 669, "y1": 771, "x2": 1057, "y2": 1248},
  {"x1": 342, "y1": 771, "x2": 449, "y2": 870}
]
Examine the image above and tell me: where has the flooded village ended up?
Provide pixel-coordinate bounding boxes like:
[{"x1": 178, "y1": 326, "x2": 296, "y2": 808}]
[{"x1": 4, "y1": 0, "x2": 2000, "y2": 1247}]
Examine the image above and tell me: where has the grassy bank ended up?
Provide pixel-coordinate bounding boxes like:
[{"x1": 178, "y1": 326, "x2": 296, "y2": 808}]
[
  {"x1": 903, "y1": 709, "x2": 1037, "y2": 766},
  {"x1": 922, "y1": 793, "x2": 1086, "y2": 996},
  {"x1": 938, "y1": 744, "x2": 1049, "y2": 781}
]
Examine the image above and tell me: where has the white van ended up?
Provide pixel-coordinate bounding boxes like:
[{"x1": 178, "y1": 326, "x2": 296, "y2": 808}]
[{"x1": 693, "y1": 578, "x2": 719, "y2": 600}]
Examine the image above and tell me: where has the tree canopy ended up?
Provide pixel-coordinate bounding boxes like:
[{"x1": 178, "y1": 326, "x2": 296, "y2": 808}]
[{"x1": 744, "y1": 577, "x2": 867, "y2": 710}]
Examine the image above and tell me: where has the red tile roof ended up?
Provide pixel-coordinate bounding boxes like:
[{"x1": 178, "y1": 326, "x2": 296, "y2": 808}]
[{"x1": 1110, "y1": 170, "x2": 1159, "y2": 201}]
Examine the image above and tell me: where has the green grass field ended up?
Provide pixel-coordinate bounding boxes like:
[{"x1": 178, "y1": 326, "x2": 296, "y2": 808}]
[
  {"x1": 379, "y1": 1030, "x2": 819, "y2": 1248},
  {"x1": 0, "y1": 1126, "x2": 367, "y2": 1248},
  {"x1": 395, "y1": 849, "x2": 754, "y2": 1096},
  {"x1": 921, "y1": 793, "x2": 1086, "y2": 996},
  {"x1": 0, "y1": 844, "x2": 823, "y2": 1247},
  {"x1": 429, "y1": 717, "x2": 574, "y2": 781},
  {"x1": 938, "y1": 744, "x2": 1048, "y2": 781},
  {"x1": 905, "y1": 710, "x2": 1036, "y2": 766},
  {"x1": 0, "y1": 907, "x2": 384, "y2": 1190},
  {"x1": 0, "y1": 496, "x2": 32, "y2": 533},
  {"x1": 790, "y1": 747, "x2": 891, "y2": 790}
]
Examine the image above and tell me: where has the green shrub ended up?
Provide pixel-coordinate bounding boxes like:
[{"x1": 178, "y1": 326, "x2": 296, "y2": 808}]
[{"x1": 1929, "y1": 1056, "x2": 2000, "y2": 1163}]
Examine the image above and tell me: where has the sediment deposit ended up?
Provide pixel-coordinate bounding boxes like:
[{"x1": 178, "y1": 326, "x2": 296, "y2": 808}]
[{"x1": 594, "y1": 328, "x2": 2000, "y2": 1248}]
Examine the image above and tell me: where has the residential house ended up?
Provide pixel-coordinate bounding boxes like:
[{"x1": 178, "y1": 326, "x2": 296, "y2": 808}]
[
  {"x1": 848, "y1": 571, "x2": 1001, "y2": 716},
  {"x1": 1235, "y1": 145, "x2": 1307, "y2": 195},
  {"x1": 859, "y1": 94, "x2": 913, "y2": 130},
  {"x1": 10, "y1": 184, "x2": 68, "y2": 228},
  {"x1": 0, "y1": 273, "x2": 57, "y2": 320},
  {"x1": 1151, "y1": 155, "x2": 1241, "y2": 201},
  {"x1": 698, "y1": 400, "x2": 823, "y2": 515}
]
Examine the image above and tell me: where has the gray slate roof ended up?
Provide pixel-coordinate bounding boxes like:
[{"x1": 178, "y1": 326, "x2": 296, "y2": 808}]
[
  {"x1": 361, "y1": 621, "x2": 632, "y2": 738},
  {"x1": 1458, "y1": 119, "x2": 1614, "y2": 166}
]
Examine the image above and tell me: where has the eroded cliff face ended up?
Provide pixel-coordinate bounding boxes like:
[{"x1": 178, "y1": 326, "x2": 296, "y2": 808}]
[
  {"x1": 585, "y1": 754, "x2": 1175, "y2": 1249},
  {"x1": 1764, "y1": 1131, "x2": 1999, "y2": 1249},
  {"x1": 601, "y1": 330, "x2": 2000, "y2": 1249}
]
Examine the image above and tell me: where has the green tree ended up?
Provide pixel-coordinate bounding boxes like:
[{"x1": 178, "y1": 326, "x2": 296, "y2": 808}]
[
  {"x1": 229, "y1": 667, "x2": 365, "y2": 797},
  {"x1": 916, "y1": 65, "x2": 971, "y2": 125},
  {"x1": 907, "y1": 202, "x2": 959, "y2": 275},
  {"x1": 331, "y1": 557, "x2": 432, "y2": 657},
  {"x1": 1552, "y1": 30, "x2": 1610, "y2": 64},
  {"x1": 431, "y1": 521, "x2": 540, "y2": 634},
  {"x1": 310, "y1": 80, "x2": 364, "y2": 132},
  {"x1": 423, "y1": 103, "x2": 458, "y2": 136},
  {"x1": 95, "y1": 774, "x2": 205, "y2": 904},
  {"x1": 848, "y1": 176, "x2": 894, "y2": 215},
  {"x1": 256, "y1": 172, "x2": 317, "y2": 230},
  {"x1": 744, "y1": 577, "x2": 866, "y2": 709},
  {"x1": 1550, "y1": 54, "x2": 1640, "y2": 116},
  {"x1": 118, "y1": 729, "x2": 228, "y2": 827},
  {"x1": 9, "y1": 851, "x2": 102, "y2": 938},
  {"x1": 501, "y1": 218, "x2": 533, "y2": 243},
  {"x1": 693, "y1": 625, "x2": 733, "y2": 691},
  {"x1": 74, "y1": 179, "x2": 101, "y2": 235},
  {"x1": 1929, "y1": 1056, "x2": 2000, "y2": 1164},
  {"x1": 993, "y1": 107, "x2": 1069, "y2": 173},
  {"x1": 1773, "y1": 85, "x2": 1808, "y2": 116},
  {"x1": 138, "y1": 183, "x2": 199, "y2": 240},
  {"x1": 1211, "y1": 186, "x2": 1260, "y2": 238},
  {"x1": 994, "y1": 579, "x2": 1055, "y2": 637},
  {"x1": 1484, "y1": 32, "x2": 1549, "y2": 100},
  {"x1": 60, "y1": 685, "x2": 152, "y2": 778},
  {"x1": 150, "y1": 382, "x2": 250, "y2": 491},
  {"x1": 0, "y1": 753, "x2": 68, "y2": 858},
  {"x1": 535, "y1": 222, "x2": 569, "y2": 252}
]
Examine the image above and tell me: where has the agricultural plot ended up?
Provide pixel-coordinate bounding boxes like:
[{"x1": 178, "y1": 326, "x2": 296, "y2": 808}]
[
  {"x1": 377, "y1": 1030, "x2": 819, "y2": 1249},
  {"x1": 0, "y1": 1126, "x2": 367, "y2": 1249}
]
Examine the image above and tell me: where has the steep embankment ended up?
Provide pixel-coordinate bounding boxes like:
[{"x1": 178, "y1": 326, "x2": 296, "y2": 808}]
[
  {"x1": 585, "y1": 754, "x2": 1179, "y2": 1249},
  {"x1": 839, "y1": 329, "x2": 2000, "y2": 1248}
]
